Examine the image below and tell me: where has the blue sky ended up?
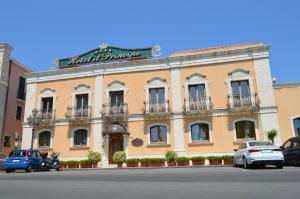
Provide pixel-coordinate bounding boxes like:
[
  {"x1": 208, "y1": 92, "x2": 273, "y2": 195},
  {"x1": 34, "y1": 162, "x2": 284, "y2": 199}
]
[{"x1": 0, "y1": 0, "x2": 299, "y2": 83}]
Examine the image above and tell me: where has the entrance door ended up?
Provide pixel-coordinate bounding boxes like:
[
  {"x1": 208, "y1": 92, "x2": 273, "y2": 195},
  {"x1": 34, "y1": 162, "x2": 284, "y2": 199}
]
[{"x1": 109, "y1": 135, "x2": 124, "y2": 164}]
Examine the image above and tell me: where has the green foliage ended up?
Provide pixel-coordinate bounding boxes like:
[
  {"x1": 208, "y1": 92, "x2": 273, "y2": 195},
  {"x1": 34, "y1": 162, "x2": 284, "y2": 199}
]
[
  {"x1": 190, "y1": 156, "x2": 205, "y2": 161},
  {"x1": 207, "y1": 156, "x2": 222, "y2": 160},
  {"x1": 66, "y1": 160, "x2": 79, "y2": 165},
  {"x1": 175, "y1": 156, "x2": 190, "y2": 162},
  {"x1": 126, "y1": 158, "x2": 140, "y2": 163},
  {"x1": 149, "y1": 158, "x2": 165, "y2": 163},
  {"x1": 165, "y1": 151, "x2": 178, "y2": 163},
  {"x1": 80, "y1": 159, "x2": 91, "y2": 164},
  {"x1": 140, "y1": 158, "x2": 151, "y2": 163},
  {"x1": 221, "y1": 155, "x2": 234, "y2": 160},
  {"x1": 59, "y1": 161, "x2": 67, "y2": 165},
  {"x1": 88, "y1": 151, "x2": 102, "y2": 163},
  {"x1": 113, "y1": 151, "x2": 126, "y2": 163},
  {"x1": 268, "y1": 129, "x2": 278, "y2": 144}
]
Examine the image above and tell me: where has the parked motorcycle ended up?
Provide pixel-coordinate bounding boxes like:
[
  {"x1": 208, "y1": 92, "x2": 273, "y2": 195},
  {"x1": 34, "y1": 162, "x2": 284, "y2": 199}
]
[{"x1": 40, "y1": 152, "x2": 61, "y2": 171}]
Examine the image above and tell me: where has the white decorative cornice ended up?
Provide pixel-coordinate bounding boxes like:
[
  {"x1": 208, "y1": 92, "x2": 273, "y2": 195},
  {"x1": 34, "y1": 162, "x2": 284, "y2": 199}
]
[{"x1": 25, "y1": 45, "x2": 270, "y2": 83}]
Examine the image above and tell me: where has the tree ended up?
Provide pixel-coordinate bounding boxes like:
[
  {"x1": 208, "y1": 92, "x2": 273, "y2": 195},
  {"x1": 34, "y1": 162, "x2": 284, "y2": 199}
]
[{"x1": 268, "y1": 129, "x2": 278, "y2": 144}]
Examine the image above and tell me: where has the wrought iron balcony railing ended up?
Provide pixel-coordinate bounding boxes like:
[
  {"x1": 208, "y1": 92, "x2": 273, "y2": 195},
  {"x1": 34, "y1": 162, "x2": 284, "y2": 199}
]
[
  {"x1": 144, "y1": 100, "x2": 170, "y2": 114},
  {"x1": 102, "y1": 103, "x2": 128, "y2": 115},
  {"x1": 65, "y1": 106, "x2": 91, "y2": 119},
  {"x1": 184, "y1": 97, "x2": 212, "y2": 113},
  {"x1": 227, "y1": 93, "x2": 259, "y2": 109},
  {"x1": 27, "y1": 109, "x2": 55, "y2": 127}
]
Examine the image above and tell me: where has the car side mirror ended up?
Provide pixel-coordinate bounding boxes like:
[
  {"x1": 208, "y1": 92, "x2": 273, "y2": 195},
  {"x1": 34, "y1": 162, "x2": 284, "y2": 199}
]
[{"x1": 233, "y1": 149, "x2": 238, "y2": 152}]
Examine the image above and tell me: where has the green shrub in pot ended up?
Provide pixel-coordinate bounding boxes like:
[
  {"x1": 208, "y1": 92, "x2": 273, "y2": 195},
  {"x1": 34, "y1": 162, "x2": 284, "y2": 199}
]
[{"x1": 113, "y1": 151, "x2": 126, "y2": 167}]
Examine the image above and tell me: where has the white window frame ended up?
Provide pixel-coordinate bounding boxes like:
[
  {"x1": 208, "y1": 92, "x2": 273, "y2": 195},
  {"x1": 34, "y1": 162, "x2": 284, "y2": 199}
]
[
  {"x1": 35, "y1": 129, "x2": 53, "y2": 148},
  {"x1": 226, "y1": 69, "x2": 255, "y2": 108},
  {"x1": 72, "y1": 84, "x2": 93, "y2": 116},
  {"x1": 38, "y1": 88, "x2": 56, "y2": 111},
  {"x1": 70, "y1": 127, "x2": 90, "y2": 148},
  {"x1": 147, "y1": 123, "x2": 169, "y2": 145},
  {"x1": 188, "y1": 120, "x2": 212, "y2": 143},
  {"x1": 290, "y1": 115, "x2": 300, "y2": 137},
  {"x1": 105, "y1": 80, "x2": 128, "y2": 105},
  {"x1": 145, "y1": 77, "x2": 169, "y2": 111},
  {"x1": 184, "y1": 73, "x2": 210, "y2": 110},
  {"x1": 232, "y1": 118, "x2": 259, "y2": 141}
]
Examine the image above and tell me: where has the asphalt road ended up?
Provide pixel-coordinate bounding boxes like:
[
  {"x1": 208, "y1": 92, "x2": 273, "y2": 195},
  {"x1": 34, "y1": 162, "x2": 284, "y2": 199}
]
[{"x1": 1, "y1": 167, "x2": 300, "y2": 199}]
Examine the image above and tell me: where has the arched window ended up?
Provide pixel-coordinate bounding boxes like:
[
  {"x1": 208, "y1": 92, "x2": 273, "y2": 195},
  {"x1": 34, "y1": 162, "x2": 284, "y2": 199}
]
[
  {"x1": 38, "y1": 131, "x2": 51, "y2": 148},
  {"x1": 73, "y1": 129, "x2": 88, "y2": 147},
  {"x1": 191, "y1": 123, "x2": 210, "y2": 142},
  {"x1": 149, "y1": 125, "x2": 168, "y2": 144},
  {"x1": 235, "y1": 120, "x2": 256, "y2": 140},
  {"x1": 293, "y1": 117, "x2": 300, "y2": 136}
]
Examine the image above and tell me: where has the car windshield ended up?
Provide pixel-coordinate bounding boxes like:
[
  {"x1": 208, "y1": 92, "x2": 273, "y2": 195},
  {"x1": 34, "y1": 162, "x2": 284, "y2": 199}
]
[
  {"x1": 249, "y1": 142, "x2": 273, "y2": 147},
  {"x1": 9, "y1": 151, "x2": 28, "y2": 157}
]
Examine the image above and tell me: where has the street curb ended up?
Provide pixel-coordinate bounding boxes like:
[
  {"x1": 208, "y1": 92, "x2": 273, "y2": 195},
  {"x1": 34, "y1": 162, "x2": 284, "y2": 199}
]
[{"x1": 62, "y1": 165, "x2": 232, "y2": 171}]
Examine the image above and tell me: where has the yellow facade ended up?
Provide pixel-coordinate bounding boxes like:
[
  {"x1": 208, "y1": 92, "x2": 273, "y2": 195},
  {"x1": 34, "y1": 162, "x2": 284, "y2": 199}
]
[{"x1": 21, "y1": 43, "x2": 299, "y2": 166}]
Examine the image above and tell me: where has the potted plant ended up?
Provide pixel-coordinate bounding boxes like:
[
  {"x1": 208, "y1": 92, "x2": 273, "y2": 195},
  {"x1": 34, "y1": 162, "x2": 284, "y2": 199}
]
[
  {"x1": 88, "y1": 151, "x2": 101, "y2": 168},
  {"x1": 150, "y1": 158, "x2": 165, "y2": 167},
  {"x1": 268, "y1": 129, "x2": 278, "y2": 144},
  {"x1": 222, "y1": 155, "x2": 234, "y2": 165},
  {"x1": 207, "y1": 156, "x2": 222, "y2": 165},
  {"x1": 165, "y1": 151, "x2": 178, "y2": 166},
  {"x1": 67, "y1": 160, "x2": 80, "y2": 168},
  {"x1": 140, "y1": 158, "x2": 151, "y2": 167},
  {"x1": 80, "y1": 160, "x2": 92, "y2": 168},
  {"x1": 191, "y1": 156, "x2": 205, "y2": 166},
  {"x1": 59, "y1": 161, "x2": 67, "y2": 169},
  {"x1": 113, "y1": 151, "x2": 126, "y2": 168},
  {"x1": 126, "y1": 158, "x2": 140, "y2": 167},
  {"x1": 176, "y1": 157, "x2": 190, "y2": 166}
]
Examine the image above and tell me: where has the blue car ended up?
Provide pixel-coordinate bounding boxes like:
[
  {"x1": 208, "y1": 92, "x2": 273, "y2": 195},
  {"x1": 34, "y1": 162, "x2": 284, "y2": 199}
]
[{"x1": 6, "y1": 149, "x2": 43, "y2": 173}]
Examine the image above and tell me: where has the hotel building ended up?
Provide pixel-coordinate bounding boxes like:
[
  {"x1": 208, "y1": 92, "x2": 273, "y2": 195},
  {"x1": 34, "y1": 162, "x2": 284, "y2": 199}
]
[
  {"x1": 21, "y1": 43, "x2": 300, "y2": 166},
  {"x1": 0, "y1": 43, "x2": 31, "y2": 155}
]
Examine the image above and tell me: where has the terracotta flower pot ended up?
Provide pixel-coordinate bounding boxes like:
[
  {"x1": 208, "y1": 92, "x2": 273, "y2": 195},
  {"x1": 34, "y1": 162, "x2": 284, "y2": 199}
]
[
  {"x1": 127, "y1": 162, "x2": 139, "y2": 167},
  {"x1": 68, "y1": 164, "x2": 80, "y2": 168},
  {"x1": 60, "y1": 164, "x2": 67, "y2": 169},
  {"x1": 150, "y1": 162, "x2": 165, "y2": 167},
  {"x1": 141, "y1": 162, "x2": 151, "y2": 167},
  {"x1": 117, "y1": 162, "x2": 123, "y2": 168},
  {"x1": 177, "y1": 161, "x2": 189, "y2": 166},
  {"x1": 192, "y1": 160, "x2": 205, "y2": 166},
  {"x1": 167, "y1": 162, "x2": 176, "y2": 167},
  {"x1": 91, "y1": 162, "x2": 98, "y2": 168},
  {"x1": 209, "y1": 160, "x2": 222, "y2": 165},
  {"x1": 80, "y1": 164, "x2": 91, "y2": 168},
  {"x1": 223, "y1": 159, "x2": 233, "y2": 165}
]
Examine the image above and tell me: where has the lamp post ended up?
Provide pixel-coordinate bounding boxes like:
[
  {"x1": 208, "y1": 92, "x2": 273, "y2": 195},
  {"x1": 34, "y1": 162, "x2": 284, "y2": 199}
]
[{"x1": 27, "y1": 108, "x2": 39, "y2": 149}]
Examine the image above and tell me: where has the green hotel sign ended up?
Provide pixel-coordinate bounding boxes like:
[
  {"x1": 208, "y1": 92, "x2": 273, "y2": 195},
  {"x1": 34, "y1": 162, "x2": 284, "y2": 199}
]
[{"x1": 58, "y1": 44, "x2": 160, "y2": 68}]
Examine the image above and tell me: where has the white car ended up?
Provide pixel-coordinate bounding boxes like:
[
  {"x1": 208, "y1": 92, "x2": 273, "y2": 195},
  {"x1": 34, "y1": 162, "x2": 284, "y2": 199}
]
[{"x1": 233, "y1": 141, "x2": 284, "y2": 169}]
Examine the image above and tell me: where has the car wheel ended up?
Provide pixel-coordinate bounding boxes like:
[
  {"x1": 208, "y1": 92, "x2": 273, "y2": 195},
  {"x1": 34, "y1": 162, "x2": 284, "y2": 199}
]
[
  {"x1": 25, "y1": 164, "x2": 33, "y2": 173},
  {"x1": 5, "y1": 169, "x2": 11, "y2": 173},
  {"x1": 243, "y1": 157, "x2": 250, "y2": 169},
  {"x1": 276, "y1": 164, "x2": 283, "y2": 169}
]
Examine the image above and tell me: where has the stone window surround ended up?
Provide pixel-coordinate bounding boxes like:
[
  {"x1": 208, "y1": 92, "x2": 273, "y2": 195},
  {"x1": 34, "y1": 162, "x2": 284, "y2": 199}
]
[
  {"x1": 290, "y1": 115, "x2": 300, "y2": 137},
  {"x1": 70, "y1": 127, "x2": 90, "y2": 148},
  {"x1": 144, "y1": 77, "x2": 169, "y2": 110},
  {"x1": 188, "y1": 120, "x2": 212, "y2": 143},
  {"x1": 184, "y1": 73, "x2": 210, "y2": 109},
  {"x1": 37, "y1": 88, "x2": 56, "y2": 111},
  {"x1": 232, "y1": 118, "x2": 259, "y2": 141},
  {"x1": 71, "y1": 84, "x2": 93, "y2": 115},
  {"x1": 225, "y1": 69, "x2": 255, "y2": 107},
  {"x1": 147, "y1": 123, "x2": 170, "y2": 145},
  {"x1": 35, "y1": 128, "x2": 53, "y2": 149},
  {"x1": 105, "y1": 80, "x2": 128, "y2": 105}
]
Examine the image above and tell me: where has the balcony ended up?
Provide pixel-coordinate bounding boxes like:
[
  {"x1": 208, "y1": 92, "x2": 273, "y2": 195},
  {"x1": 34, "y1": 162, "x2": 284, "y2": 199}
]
[
  {"x1": 227, "y1": 93, "x2": 259, "y2": 113},
  {"x1": 183, "y1": 97, "x2": 213, "y2": 117},
  {"x1": 102, "y1": 103, "x2": 128, "y2": 121},
  {"x1": 65, "y1": 106, "x2": 92, "y2": 123},
  {"x1": 144, "y1": 100, "x2": 170, "y2": 119},
  {"x1": 27, "y1": 109, "x2": 55, "y2": 127}
]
